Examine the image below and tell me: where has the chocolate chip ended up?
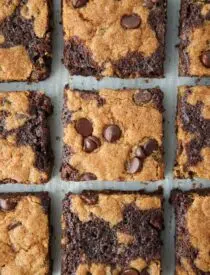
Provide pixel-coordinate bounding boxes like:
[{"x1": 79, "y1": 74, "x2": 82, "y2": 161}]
[
  {"x1": 121, "y1": 268, "x2": 139, "y2": 275},
  {"x1": 121, "y1": 14, "x2": 141, "y2": 29},
  {"x1": 135, "y1": 146, "x2": 146, "y2": 159},
  {"x1": 80, "y1": 173, "x2": 97, "y2": 181},
  {"x1": 8, "y1": 221, "x2": 22, "y2": 231},
  {"x1": 72, "y1": 0, "x2": 88, "y2": 8},
  {"x1": 143, "y1": 0, "x2": 160, "y2": 8},
  {"x1": 103, "y1": 125, "x2": 121, "y2": 143},
  {"x1": 201, "y1": 51, "x2": 210, "y2": 68},
  {"x1": 0, "y1": 199, "x2": 17, "y2": 211},
  {"x1": 205, "y1": 11, "x2": 210, "y2": 20},
  {"x1": 143, "y1": 139, "x2": 159, "y2": 156},
  {"x1": 81, "y1": 193, "x2": 99, "y2": 205},
  {"x1": 83, "y1": 136, "x2": 101, "y2": 153},
  {"x1": 133, "y1": 90, "x2": 152, "y2": 104},
  {"x1": 140, "y1": 269, "x2": 149, "y2": 275},
  {"x1": 143, "y1": 0, "x2": 154, "y2": 8},
  {"x1": 75, "y1": 118, "x2": 93, "y2": 137},
  {"x1": 127, "y1": 157, "x2": 143, "y2": 174}
]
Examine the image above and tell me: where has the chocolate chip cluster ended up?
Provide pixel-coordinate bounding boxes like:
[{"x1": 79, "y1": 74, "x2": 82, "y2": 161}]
[
  {"x1": 75, "y1": 117, "x2": 122, "y2": 153},
  {"x1": 0, "y1": 198, "x2": 17, "y2": 211},
  {"x1": 71, "y1": 0, "x2": 88, "y2": 8},
  {"x1": 75, "y1": 115, "x2": 160, "y2": 175},
  {"x1": 127, "y1": 139, "x2": 159, "y2": 174},
  {"x1": 120, "y1": 268, "x2": 140, "y2": 275},
  {"x1": 201, "y1": 51, "x2": 210, "y2": 68}
]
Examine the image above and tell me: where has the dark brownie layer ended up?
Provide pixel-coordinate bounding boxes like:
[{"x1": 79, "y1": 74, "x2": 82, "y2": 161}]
[
  {"x1": 62, "y1": 0, "x2": 167, "y2": 78},
  {"x1": 17, "y1": 92, "x2": 53, "y2": 172},
  {"x1": 62, "y1": 189, "x2": 164, "y2": 274},
  {"x1": 171, "y1": 189, "x2": 210, "y2": 274},
  {"x1": 63, "y1": 37, "x2": 103, "y2": 77}
]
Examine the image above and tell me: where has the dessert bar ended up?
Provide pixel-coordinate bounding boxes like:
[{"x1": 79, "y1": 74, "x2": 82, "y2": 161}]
[
  {"x1": 62, "y1": 0, "x2": 167, "y2": 78},
  {"x1": 61, "y1": 87, "x2": 164, "y2": 182},
  {"x1": 62, "y1": 189, "x2": 164, "y2": 274}
]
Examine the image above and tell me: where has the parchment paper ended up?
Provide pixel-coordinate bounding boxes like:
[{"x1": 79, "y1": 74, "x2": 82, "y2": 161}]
[{"x1": 0, "y1": 0, "x2": 210, "y2": 273}]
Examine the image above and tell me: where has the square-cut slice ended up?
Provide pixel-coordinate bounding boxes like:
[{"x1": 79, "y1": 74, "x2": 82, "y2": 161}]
[
  {"x1": 0, "y1": 192, "x2": 51, "y2": 274},
  {"x1": 179, "y1": 0, "x2": 210, "y2": 76},
  {"x1": 0, "y1": 91, "x2": 53, "y2": 184},
  {"x1": 62, "y1": 0, "x2": 167, "y2": 78},
  {"x1": 171, "y1": 189, "x2": 210, "y2": 274},
  {"x1": 174, "y1": 86, "x2": 210, "y2": 179},
  {"x1": 61, "y1": 189, "x2": 164, "y2": 274},
  {"x1": 61, "y1": 87, "x2": 164, "y2": 182},
  {"x1": 0, "y1": 0, "x2": 52, "y2": 82}
]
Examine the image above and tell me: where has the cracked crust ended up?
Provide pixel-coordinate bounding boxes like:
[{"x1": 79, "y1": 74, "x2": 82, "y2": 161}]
[
  {"x1": 171, "y1": 189, "x2": 210, "y2": 274},
  {"x1": 0, "y1": 90, "x2": 53, "y2": 184},
  {"x1": 174, "y1": 86, "x2": 210, "y2": 180},
  {"x1": 179, "y1": 0, "x2": 210, "y2": 77},
  {"x1": 61, "y1": 189, "x2": 164, "y2": 274},
  {"x1": 0, "y1": 0, "x2": 52, "y2": 82},
  {"x1": 61, "y1": 87, "x2": 164, "y2": 182},
  {"x1": 62, "y1": 0, "x2": 167, "y2": 78},
  {"x1": 0, "y1": 192, "x2": 51, "y2": 275}
]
